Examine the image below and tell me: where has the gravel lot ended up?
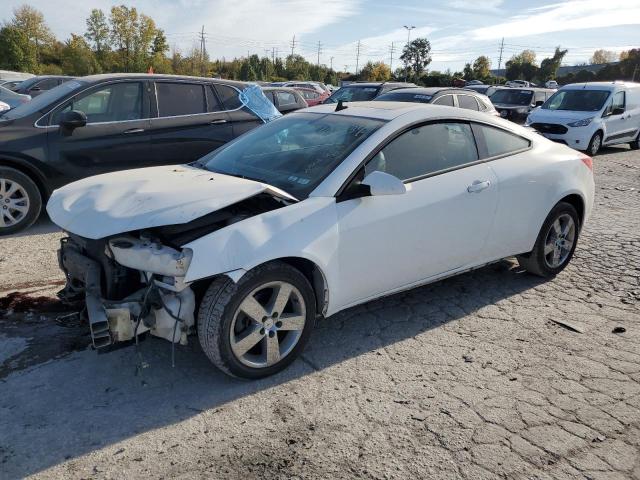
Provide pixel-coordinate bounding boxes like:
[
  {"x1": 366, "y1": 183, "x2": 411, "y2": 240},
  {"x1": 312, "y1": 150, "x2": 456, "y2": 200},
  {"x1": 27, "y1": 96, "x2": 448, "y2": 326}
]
[{"x1": 1, "y1": 147, "x2": 639, "y2": 479}]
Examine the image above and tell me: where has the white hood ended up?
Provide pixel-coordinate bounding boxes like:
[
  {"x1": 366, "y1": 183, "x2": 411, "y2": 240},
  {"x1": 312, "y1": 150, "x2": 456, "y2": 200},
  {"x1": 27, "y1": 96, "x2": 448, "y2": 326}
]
[
  {"x1": 47, "y1": 165, "x2": 296, "y2": 239},
  {"x1": 528, "y1": 108, "x2": 598, "y2": 124}
]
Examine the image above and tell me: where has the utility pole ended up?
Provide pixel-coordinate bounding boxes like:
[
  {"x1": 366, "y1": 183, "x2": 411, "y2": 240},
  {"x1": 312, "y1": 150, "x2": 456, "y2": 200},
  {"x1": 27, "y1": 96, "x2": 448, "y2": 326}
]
[
  {"x1": 355, "y1": 40, "x2": 361, "y2": 76},
  {"x1": 272, "y1": 47, "x2": 275, "y2": 64},
  {"x1": 290, "y1": 34, "x2": 296, "y2": 56},
  {"x1": 199, "y1": 25, "x2": 207, "y2": 76},
  {"x1": 316, "y1": 41, "x2": 322, "y2": 66},
  {"x1": 330, "y1": 56, "x2": 334, "y2": 71},
  {"x1": 389, "y1": 42, "x2": 395, "y2": 71},
  {"x1": 403, "y1": 25, "x2": 415, "y2": 82},
  {"x1": 497, "y1": 37, "x2": 505, "y2": 72}
]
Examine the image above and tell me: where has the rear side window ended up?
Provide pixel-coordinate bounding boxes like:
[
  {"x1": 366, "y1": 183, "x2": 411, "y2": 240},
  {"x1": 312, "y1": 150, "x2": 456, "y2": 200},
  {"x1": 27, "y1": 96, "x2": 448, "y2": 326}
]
[
  {"x1": 156, "y1": 82, "x2": 206, "y2": 117},
  {"x1": 475, "y1": 124, "x2": 530, "y2": 158},
  {"x1": 276, "y1": 91, "x2": 298, "y2": 107},
  {"x1": 457, "y1": 95, "x2": 479, "y2": 111},
  {"x1": 432, "y1": 95, "x2": 454, "y2": 106},
  {"x1": 365, "y1": 122, "x2": 478, "y2": 180},
  {"x1": 214, "y1": 84, "x2": 242, "y2": 110}
]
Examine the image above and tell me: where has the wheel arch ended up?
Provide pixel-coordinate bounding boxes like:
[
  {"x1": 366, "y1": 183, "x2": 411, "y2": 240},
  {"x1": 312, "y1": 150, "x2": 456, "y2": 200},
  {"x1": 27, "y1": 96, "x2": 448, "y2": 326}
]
[
  {"x1": 0, "y1": 156, "x2": 49, "y2": 202},
  {"x1": 558, "y1": 193, "x2": 585, "y2": 226}
]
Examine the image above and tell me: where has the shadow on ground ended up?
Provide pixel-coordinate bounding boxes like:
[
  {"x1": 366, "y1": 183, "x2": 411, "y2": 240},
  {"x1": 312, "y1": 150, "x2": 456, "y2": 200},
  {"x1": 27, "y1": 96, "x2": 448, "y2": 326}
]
[{"x1": 0, "y1": 259, "x2": 544, "y2": 478}]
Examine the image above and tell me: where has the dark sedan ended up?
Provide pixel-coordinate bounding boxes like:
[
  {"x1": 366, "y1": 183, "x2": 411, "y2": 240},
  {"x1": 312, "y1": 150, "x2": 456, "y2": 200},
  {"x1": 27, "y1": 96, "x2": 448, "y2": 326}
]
[
  {"x1": 11, "y1": 75, "x2": 73, "y2": 97},
  {"x1": 490, "y1": 87, "x2": 555, "y2": 124},
  {"x1": 0, "y1": 74, "x2": 265, "y2": 234}
]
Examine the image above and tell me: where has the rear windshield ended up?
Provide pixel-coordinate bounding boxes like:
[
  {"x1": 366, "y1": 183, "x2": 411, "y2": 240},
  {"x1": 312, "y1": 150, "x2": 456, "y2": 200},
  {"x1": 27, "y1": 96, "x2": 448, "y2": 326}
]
[
  {"x1": 490, "y1": 89, "x2": 533, "y2": 106},
  {"x1": 374, "y1": 92, "x2": 432, "y2": 103},
  {"x1": 324, "y1": 86, "x2": 380, "y2": 103},
  {"x1": 1, "y1": 80, "x2": 86, "y2": 119},
  {"x1": 542, "y1": 89, "x2": 610, "y2": 112}
]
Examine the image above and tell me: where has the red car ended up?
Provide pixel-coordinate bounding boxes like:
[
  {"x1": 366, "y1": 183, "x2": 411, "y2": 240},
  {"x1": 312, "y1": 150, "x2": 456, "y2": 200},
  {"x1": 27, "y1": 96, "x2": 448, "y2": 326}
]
[{"x1": 293, "y1": 87, "x2": 328, "y2": 106}]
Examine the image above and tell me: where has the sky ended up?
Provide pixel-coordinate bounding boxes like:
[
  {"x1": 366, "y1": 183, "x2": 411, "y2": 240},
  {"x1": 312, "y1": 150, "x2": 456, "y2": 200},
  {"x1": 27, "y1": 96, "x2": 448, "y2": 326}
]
[{"x1": 2, "y1": 0, "x2": 639, "y2": 72}]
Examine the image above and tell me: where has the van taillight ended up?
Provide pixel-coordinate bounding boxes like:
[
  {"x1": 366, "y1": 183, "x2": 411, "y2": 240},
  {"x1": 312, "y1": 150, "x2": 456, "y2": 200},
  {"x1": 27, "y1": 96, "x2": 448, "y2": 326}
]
[{"x1": 580, "y1": 155, "x2": 593, "y2": 172}]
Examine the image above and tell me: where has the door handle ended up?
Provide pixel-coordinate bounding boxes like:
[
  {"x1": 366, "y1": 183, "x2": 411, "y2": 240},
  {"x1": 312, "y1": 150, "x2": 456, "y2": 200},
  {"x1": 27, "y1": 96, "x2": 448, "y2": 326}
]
[
  {"x1": 467, "y1": 180, "x2": 491, "y2": 193},
  {"x1": 123, "y1": 128, "x2": 145, "y2": 134},
  {"x1": 210, "y1": 119, "x2": 228, "y2": 125}
]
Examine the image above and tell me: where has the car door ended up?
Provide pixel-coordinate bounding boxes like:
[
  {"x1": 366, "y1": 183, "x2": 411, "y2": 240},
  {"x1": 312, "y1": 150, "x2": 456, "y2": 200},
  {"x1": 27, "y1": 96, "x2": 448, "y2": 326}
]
[
  {"x1": 333, "y1": 121, "x2": 499, "y2": 307},
  {"x1": 603, "y1": 91, "x2": 634, "y2": 144},
  {"x1": 148, "y1": 81, "x2": 233, "y2": 165},
  {"x1": 47, "y1": 80, "x2": 153, "y2": 181}
]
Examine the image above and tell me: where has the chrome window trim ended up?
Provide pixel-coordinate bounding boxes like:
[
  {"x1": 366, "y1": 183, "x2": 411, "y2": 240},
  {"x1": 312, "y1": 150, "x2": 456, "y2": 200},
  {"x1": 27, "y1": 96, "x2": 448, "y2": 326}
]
[{"x1": 35, "y1": 79, "x2": 246, "y2": 128}]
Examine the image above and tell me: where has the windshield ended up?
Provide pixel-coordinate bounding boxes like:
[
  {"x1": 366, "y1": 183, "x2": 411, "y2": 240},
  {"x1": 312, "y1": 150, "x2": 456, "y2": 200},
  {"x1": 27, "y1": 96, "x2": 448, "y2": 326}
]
[
  {"x1": 542, "y1": 89, "x2": 610, "y2": 112},
  {"x1": 201, "y1": 112, "x2": 385, "y2": 198},
  {"x1": 374, "y1": 91, "x2": 432, "y2": 103},
  {"x1": 324, "y1": 86, "x2": 380, "y2": 103},
  {"x1": 490, "y1": 89, "x2": 533, "y2": 106},
  {"x1": 1, "y1": 80, "x2": 86, "y2": 120}
]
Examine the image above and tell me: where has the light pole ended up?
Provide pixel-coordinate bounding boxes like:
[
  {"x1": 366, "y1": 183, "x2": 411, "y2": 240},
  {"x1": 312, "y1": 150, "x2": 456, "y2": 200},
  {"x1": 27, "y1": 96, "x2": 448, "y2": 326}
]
[{"x1": 403, "y1": 25, "x2": 415, "y2": 82}]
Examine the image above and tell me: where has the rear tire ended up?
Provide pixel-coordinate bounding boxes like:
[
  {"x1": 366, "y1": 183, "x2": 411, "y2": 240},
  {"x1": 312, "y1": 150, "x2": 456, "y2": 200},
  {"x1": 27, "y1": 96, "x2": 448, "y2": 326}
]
[
  {"x1": 197, "y1": 261, "x2": 316, "y2": 379},
  {"x1": 587, "y1": 131, "x2": 602, "y2": 156},
  {"x1": 630, "y1": 131, "x2": 640, "y2": 150},
  {"x1": 517, "y1": 202, "x2": 580, "y2": 278},
  {"x1": 0, "y1": 167, "x2": 42, "y2": 236}
]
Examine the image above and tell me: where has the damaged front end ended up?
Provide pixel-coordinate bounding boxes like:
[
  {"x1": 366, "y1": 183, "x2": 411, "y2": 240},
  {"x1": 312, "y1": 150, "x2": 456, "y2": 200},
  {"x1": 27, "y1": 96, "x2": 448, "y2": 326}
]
[{"x1": 58, "y1": 233, "x2": 196, "y2": 349}]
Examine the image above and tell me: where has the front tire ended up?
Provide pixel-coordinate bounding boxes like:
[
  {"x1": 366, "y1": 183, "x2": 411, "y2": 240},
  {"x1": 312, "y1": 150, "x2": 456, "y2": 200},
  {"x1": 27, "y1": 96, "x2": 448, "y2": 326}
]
[
  {"x1": 517, "y1": 202, "x2": 580, "y2": 278},
  {"x1": 0, "y1": 167, "x2": 42, "y2": 236},
  {"x1": 197, "y1": 261, "x2": 316, "y2": 379},
  {"x1": 587, "y1": 131, "x2": 602, "y2": 156}
]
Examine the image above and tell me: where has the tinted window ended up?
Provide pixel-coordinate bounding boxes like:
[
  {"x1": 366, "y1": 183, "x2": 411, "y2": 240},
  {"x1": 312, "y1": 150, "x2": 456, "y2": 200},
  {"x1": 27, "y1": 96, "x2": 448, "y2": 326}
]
[
  {"x1": 365, "y1": 122, "x2": 478, "y2": 180},
  {"x1": 543, "y1": 89, "x2": 610, "y2": 112},
  {"x1": 375, "y1": 92, "x2": 432, "y2": 103},
  {"x1": 156, "y1": 82, "x2": 205, "y2": 117},
  {"x1": 476, "y1": 124, "x2": 530, "y2": 157},
  {"x1": 3, "y1": 80, "x2": 87, "y2": 120},
  {"x1": 457, "y1": 95, "x2": 479, "y2": 111},
  {"x1": 34, "y1": 78, "x2": 59, "y2": 91},
  {"x1": 202, "y1": 113, "x2": 384, "y2": 198},
  {"x1": 52, "y1": 82, "x2": 143, "y2": 124},
  {"x1": 214, "y1": 84, "x2": 242, "y2": 110},
  {"x1": 491, "y1": 89, "x2": 533, "y2": 106},
  {"x1": 432, "y1": 95, "x2": 454, "y2": 106},
  {"x1": 207, "y1": 86, "x2": 223, "y2": 112}
]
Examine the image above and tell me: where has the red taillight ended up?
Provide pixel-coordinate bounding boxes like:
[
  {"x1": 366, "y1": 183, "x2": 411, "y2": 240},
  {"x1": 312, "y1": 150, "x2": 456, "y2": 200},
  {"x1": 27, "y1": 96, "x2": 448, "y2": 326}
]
[{"x1": 580, "y1": 155, "x2": 593, "y2": 172}]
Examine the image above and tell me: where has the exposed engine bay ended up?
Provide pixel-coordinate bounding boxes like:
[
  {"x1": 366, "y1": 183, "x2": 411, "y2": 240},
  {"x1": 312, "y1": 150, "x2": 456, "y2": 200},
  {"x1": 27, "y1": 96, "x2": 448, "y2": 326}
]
[{"x1": 57, "y1": 193, "x2": 288, "y2": 350}]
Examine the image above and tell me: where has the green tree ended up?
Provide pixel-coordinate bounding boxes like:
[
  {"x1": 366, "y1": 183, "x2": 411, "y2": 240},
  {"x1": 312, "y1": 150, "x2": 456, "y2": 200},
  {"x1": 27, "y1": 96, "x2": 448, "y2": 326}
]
[
  {"x1": 590, "y1": 49, "x2": 617, "y2": 64},
  {"x1": 472, "y1": 55, "x2": 491, "y2": 79},
  {"x1": 285, "y1": 54, "x2": 309, "y2": 80},
  {"x1": 360, "y1": 61, "x2": 391, "y2": 81},
  {"x1": 61, "y1": 34, "x2": 100, "y2": 75},
  {"x1": 0, "y1": 25, "x2": 37, "y2": 72},
  {"x1": 85, "y1": 8, "x2": 110, "y2": 67},
  {"x1": 11, "y1": 5, "x2": 54, "y2": 66},
  {"x1": 505, "y1": 50, "x2": 538, "y2": 81},
  {"x1": 539, "y1": 47, "x2": 567, "y2": 81},
  {"x1": 109, "y1": 5, "x2": 138, "y2": 71},
  {"x1": 462, "y1": 62, "x2": 474, "y2": 80},
  {"x1": 400, "y1": 38, "x2": 432, "y2": 80}
]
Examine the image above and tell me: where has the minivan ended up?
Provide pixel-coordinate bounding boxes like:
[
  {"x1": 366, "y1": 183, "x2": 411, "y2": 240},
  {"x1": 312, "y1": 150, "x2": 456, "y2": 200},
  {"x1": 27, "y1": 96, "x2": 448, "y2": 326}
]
[{"x1": 526, "y1": 82, "x2": 640, "y2": 155}]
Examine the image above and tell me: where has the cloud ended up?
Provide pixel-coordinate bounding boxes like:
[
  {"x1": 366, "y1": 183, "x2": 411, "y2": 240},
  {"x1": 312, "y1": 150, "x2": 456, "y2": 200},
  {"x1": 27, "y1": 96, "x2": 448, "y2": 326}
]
[{"x1": 471, "y1": 0, "x2": 640, "y2": 40}]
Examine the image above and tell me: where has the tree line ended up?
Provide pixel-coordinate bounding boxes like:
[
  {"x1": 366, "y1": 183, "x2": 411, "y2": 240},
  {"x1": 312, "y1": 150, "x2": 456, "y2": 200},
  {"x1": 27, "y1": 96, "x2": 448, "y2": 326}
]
[{"x1": 0, "y1": 4, "x2": 637, "y2": 86}]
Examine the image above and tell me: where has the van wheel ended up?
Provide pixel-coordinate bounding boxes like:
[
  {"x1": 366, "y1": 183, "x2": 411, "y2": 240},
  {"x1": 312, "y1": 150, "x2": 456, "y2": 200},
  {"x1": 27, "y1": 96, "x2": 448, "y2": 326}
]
[
  {"x1": 517, "y1": 202, "x2": 580, "y2": 278},
  {"x1": 630, "y1": 132, "x2": 639, "y2": 150},
  {"x1": 197, "y1": 261, "x2": 316, "y2": 379},
  {"x1": 0, "y1": 167, "x2": 42, "y2": 236},
  {"x1": 587, "y1": 131, "x2": 602, "y2": 156}
]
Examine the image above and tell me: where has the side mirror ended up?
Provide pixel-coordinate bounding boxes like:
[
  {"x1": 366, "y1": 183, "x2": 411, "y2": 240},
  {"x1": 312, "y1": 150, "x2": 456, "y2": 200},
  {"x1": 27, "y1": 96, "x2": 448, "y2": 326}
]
[
  {"x1": 535, "y1": 100, "x2": 544, "y2": 107},
  {"x1": 362, "y1": 171, "x2": 406, "y2": 196},
  {"x1": 611, "y1": 106, "x2": 625, "y2": 115},
  {"x1": 59, "y1": 110, "x2": 87, "y2": 133}
]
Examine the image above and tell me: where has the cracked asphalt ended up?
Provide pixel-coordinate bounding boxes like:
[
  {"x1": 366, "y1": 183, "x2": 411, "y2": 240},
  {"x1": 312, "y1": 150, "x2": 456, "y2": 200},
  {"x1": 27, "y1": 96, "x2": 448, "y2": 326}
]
[{"x1": 1, "y1": 146, "x2": 639, "y2": 479}]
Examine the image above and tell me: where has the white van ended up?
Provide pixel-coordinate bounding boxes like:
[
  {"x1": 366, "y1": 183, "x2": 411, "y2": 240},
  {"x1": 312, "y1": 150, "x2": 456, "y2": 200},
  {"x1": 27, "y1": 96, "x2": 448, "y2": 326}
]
[{"x1": 525, "y1": 81, "x2": 640, "y2": 155}]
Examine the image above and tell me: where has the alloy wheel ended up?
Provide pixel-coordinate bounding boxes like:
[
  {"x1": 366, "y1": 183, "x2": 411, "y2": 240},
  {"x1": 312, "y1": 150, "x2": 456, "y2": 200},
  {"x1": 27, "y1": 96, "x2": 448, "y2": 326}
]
[
  {"x1": 230, "y1": 281, "x2": 307, "y2": 368},
  {"x1": 543, "y1": 213, "x2": 576, "y2": 269},
  {"x1": 0, "y1": 178, "x2": 30, "y2": 228}
]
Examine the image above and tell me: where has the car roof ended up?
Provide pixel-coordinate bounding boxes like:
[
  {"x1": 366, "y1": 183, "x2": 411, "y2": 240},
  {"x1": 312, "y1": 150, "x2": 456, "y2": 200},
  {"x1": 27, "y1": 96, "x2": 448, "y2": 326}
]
[
  {"x1": 78, "y1": 73, "x2": 250, "y2": 89},
  {"x1": 340, "y1": 82, "x2": 415, "y2": 88},
  {"x1": 261, "y1": 86, "x2": 299, "y2": 92},
  {"x1": 493, "y1": 86, "x2": 555, "y2": 93},
  {"x1": 561, "y1": 81, "x2": 640, "y2": 91}
]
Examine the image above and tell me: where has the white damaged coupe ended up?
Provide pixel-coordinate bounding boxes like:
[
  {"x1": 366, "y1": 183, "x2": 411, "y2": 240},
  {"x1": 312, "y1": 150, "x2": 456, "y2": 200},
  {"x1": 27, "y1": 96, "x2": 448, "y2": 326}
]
[{"x1": 48, "y1": 102, "x2": 595, "y2": 378}]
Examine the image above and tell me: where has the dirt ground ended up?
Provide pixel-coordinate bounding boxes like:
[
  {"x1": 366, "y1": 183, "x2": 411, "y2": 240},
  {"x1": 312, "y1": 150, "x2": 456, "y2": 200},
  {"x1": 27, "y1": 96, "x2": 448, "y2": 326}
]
[{"x1": 1, "y1": 146, "x2": 639, "y2": 480}]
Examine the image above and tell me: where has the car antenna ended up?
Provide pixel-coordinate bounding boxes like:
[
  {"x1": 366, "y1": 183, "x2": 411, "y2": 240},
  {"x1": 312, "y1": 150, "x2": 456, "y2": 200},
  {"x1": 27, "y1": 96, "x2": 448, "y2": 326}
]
[{"x1": 335, "y1": 100, "x2": 348, "y2": 112}]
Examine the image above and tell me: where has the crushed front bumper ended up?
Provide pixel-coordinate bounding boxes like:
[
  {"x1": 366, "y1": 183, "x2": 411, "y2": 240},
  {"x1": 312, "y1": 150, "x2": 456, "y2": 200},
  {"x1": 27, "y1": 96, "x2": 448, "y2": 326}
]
[{"x1": 58, "y1": 236, "x2": 196, "y2": 350}]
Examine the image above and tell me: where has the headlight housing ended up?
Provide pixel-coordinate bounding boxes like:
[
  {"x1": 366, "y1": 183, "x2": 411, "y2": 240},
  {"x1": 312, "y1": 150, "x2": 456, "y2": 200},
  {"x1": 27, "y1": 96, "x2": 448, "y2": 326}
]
[{"x1": 567, "y1": 117, "x2": 594, "y2": 127}]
